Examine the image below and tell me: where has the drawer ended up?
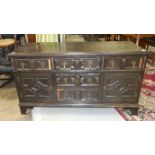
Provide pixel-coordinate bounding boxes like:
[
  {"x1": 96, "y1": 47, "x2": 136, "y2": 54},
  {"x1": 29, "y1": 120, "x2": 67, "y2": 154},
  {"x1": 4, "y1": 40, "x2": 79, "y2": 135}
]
[
  {"x1": 34, "y1": 58, "x2": 52, "y2": 70},
  {"x1": 56, "y1": 73, "x2": 100, "y2": 86},
  {"x1": 56, "y1": 74, "x2": 76, "y2": 86},
  {"x1": 57, "y1": 88, "x2": 99, "y2": 102},
  {"x1": 55, "y1": 57, "x2": 100, "y2": 71},
  {"x1": 14, "y1": 59, "x2": 33, "y2": 71},
  {"x1": 80, "y1": 73, "x2": 99, "y2": 86},
  {"x1": 79, "y1": 57, "x2": 100, "y2": 70},
  {"x1": 13, "y1": 58, "x2": 52, "y2": 71},
  {"x1": 80, "y1": 89, "x2": 99, "y2": 102},
  {"x1": 55, "y1": 58, "x2": 76, "y2": 70},
  {"x1": 57, "y1": 88, "x2": 76, "y2": 101},
  {"x1": 103, "y1": 56, "x2": 143, "y2": 70},
  {"x1": 119, "y1": 57, "x2": 142, "y2": 70}
]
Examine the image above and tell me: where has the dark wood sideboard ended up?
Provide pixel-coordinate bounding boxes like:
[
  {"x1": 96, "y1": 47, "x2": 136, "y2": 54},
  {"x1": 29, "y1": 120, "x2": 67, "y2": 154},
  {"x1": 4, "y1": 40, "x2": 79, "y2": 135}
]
[{"x1": 9, "y1": 41, "x2": 152, "y2": 114}]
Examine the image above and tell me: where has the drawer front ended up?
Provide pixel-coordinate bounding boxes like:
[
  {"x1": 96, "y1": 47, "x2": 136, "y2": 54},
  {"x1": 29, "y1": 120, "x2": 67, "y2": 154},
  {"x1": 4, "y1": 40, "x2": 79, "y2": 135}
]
[
  {"x1": 102, "y1": 72, "x2": 143, "y2": 103},
  {"x1": 55, "y1": 58, "x2": 76, "y2": 70},
  {"x1": 55, "y1": 57, "x2": 100, "y2": 71},
  {"x1": 80, "y1": 89, "x2": 99, "y2": 102},
  {"x1": 80, "y1": 73, "x2": 99, "y2": 86},
  {"x1": 13, "y1": 58, "x2": 52, "y2": 71},
  {"x1": 57, "y1": 88, "x2": 77, "y2": 101},
  {"x1": 57, "y1": 88, "x2": 99, "y2": 102},
  {"x1": 80, "y1": 57, "x2": 100, "y2": 70},
  {"x1": 34, "y1": 59, "x2": 52, "y2": 70},
  {"x1": 104, "y1": 56, "x2": 143, "y2": 70},
  {"x1": 56, "y1": 73, "x2": 100, "y2": 86},
  {"x1": 14, "y1": 59, "x2": 33, "y2": 71},
  {"x1": 56, "y1": 74, "x2": 76, "y2": 86}
]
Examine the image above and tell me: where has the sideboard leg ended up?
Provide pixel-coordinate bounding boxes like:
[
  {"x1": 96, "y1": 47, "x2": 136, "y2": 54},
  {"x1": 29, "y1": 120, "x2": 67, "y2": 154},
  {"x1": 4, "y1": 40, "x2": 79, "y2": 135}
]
[
  {"x1": 130, "y1": 108, "x2": 138, "y2": 115},
  {"x1": 20, "y1": 106, "x2": 27, "y2": 114},
  {"x1": 124, "y1": 107, "x2": 138, "y2": 116}
]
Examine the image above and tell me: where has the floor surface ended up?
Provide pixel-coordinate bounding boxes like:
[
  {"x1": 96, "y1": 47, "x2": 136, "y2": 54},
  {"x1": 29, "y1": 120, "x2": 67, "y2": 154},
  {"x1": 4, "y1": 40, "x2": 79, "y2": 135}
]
[
  {"x1": 0, "y1": 81, "x2": 31, "y2": 121},
  {"x1": 32, "y1": 107, "x2": 125, "y2": 121}
]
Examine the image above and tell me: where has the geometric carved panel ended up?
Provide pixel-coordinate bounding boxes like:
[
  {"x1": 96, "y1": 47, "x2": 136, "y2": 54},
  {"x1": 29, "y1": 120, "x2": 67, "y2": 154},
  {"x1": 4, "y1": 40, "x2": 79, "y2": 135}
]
[
  {"x1": 16, "y1": 73, "x2": 54, "y2": 102},
  {"x1": 22, "y1": 78, "x2": 50, "y2": 97},
  {"x1": 105, "y1": 79, "x2": 136, "y2": 97},
  {"x1": 103, "y1": 72, "x2": 142, "y2": 103}
]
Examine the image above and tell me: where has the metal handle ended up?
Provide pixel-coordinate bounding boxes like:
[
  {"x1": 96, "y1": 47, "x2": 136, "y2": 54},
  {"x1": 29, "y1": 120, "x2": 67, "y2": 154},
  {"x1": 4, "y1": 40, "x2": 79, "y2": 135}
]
[
  {"x1": 21, "y1": 62, "x2": 25, "y2": 69},
  {"x1": 63, "y1": 62, "x2": 66, "y2": 69}
]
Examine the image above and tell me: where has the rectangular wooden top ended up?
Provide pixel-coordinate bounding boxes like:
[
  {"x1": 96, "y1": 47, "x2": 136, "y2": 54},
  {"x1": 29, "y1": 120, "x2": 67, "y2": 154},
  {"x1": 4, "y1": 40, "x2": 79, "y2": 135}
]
[{"x1": 9, "y1": 41, "x2": 152, "y2": 57}]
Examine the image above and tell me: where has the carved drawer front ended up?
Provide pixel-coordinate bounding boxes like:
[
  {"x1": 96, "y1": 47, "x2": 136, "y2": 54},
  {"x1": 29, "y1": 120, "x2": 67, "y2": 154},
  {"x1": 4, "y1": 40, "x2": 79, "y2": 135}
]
[
  {"x1": 15, "y1": 73, "x2": 55, "y2": 102},
  {"x1": 80, "y1": 57, "x2": 100, "y2": 70},
  {"x1": 104, "y1": 57, "x2": 142, "y2": 70},
  {"x1": 102, "y1": 72, "x2": 142, "y2": 103},
  {"x1": 14, "y1": 59, "x2": 33, "y2": 71},
  {"x1": 55, "y1": 58, "x2": 76, "y2": 70},
  {"x1": 80, "y1": 73, "x2": 99, "y2": 86},
  {"x1": 56, "y1": 73, "x2": 100, "y2": 86},
  {"x1": 56, "y1": 74, "x2": 76, "y2": 86},
  {"x1": 34, "y1": 58, "x2": 52, "y2": 70},
  {"x1": 119, "y1": 57, "x2": 142, "y2": 70},
  {"x1": 14, "y1": 58, "x2": 52, "y2": 71},
  {"x1": 57, "y1": 88, "x2": 99, "y2": 102},
  {"x1": 104, "y1": 57, "x2": 120, "y2": 70},
  {"x1": 80, "y1": 89, "x2": 99, "y2": 102}
]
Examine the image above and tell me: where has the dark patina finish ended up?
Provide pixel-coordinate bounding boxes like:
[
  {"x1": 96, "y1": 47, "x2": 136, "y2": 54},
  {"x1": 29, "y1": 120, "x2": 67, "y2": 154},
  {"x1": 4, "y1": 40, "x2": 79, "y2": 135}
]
[{"x1": 9, "y1": 41, "x2": 153, "y2": 114}]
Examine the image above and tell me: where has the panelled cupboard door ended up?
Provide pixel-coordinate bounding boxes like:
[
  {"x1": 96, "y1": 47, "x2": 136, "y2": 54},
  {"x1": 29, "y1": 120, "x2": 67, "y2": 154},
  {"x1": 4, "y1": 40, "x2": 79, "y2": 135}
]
[
  {"x1": 102, "y1": 72, "x2": 143, "y2": 103},
  {"x1": 14, "y1": 73, "x2": 56, "y2": 102}
]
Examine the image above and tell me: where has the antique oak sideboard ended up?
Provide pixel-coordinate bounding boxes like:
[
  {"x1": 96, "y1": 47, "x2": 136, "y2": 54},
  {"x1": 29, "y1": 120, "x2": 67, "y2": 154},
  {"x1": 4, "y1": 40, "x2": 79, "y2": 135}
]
[{"x1": 9, "y1": 41, "x2": 152, "y2": 114}]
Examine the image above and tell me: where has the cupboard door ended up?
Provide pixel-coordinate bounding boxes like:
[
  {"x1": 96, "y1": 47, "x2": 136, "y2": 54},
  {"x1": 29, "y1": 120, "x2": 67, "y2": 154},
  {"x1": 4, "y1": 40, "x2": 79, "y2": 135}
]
[
  {"x1": 102, "y1": 72, "x2": 143, "y2": 103},
  {"x1": 15, "y1": 73, "x2": 55, "y2": 102}
]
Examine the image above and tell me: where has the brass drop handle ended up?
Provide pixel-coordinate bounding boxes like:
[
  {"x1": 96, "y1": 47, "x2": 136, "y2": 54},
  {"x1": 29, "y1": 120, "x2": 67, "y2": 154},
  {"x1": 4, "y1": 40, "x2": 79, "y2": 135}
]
[
  {"x1": 110, "y1": 60, "x2": 115, "y2": 68},
  {"x1": 71, "y1": 77, "x2": 75, "y2": 83},
  {"x1": 88, "y1": 60, "x2": 92, "y2": 69},
  {"x1": 80, "y1": 77, "x2": 84, "y2": 83},
  {"x1": 63, "y1": 62, "x2": 66, "y2": 69},
  {"x1": 131, "y1": 61, "x2": 136, "y2": 68},
  {"x1": 122, "y1": 58, "x2": 126, "y2": 62},
  {"x1": 21, "y1": 62, "x2": 25, "y2": 69}
]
